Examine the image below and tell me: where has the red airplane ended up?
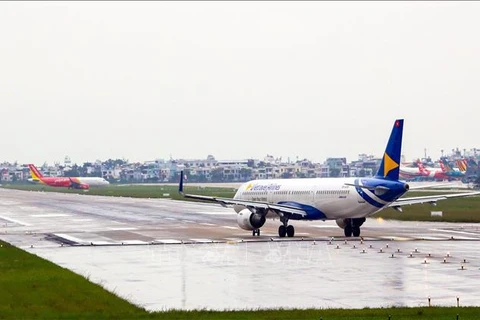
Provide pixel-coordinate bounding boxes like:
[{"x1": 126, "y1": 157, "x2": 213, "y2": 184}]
[
  {"x1": 28, "y1": 164, "x2": 108, "y2": 190},
  {"x1": 416, "y1": 160, "x2": 448, "y2": 181}
]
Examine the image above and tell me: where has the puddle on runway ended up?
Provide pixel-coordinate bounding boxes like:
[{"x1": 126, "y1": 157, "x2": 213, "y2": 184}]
[{"x1": 21, "y1": 239, "x2": 480, "y2": 311}]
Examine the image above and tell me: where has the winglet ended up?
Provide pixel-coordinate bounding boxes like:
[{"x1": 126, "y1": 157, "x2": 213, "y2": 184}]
[
  {"x1": 375, "y1": 119, "x2": 403, "y2": 181},
  {"x1": 178, "y1": 170, "x2": 185, "y2": 195}
]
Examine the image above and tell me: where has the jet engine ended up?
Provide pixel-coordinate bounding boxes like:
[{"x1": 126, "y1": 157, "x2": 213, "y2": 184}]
[
  {"x1": 68, "y1": 178, "x2": 89, "y2": 190},
  {"x1": 237, "y1": 209, "x2": 266, "y2": 231},
  {"x1": 70, "y1": 183, "x2": 89, "y2": 190},
  {"x1": 335, "y1": 218, "x2": 346, "y2": 229}
]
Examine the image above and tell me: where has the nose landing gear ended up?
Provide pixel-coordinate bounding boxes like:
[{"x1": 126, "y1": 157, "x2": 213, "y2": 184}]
[{"x1": 343, "y1": 218, "x2": 366, "y2": 237}]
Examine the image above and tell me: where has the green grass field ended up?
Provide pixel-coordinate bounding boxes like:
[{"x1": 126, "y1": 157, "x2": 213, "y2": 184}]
[
  {"x1": 3, "y1": 183, "x2": 480, "y2": 222},
  {"x1": 2, "y1": 241, "x2": 480, "y2": 320}
]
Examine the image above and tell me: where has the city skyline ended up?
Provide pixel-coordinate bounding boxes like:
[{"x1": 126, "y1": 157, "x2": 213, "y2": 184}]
[{"x1": 1, "y1": 2, "x2": 479, "y2": 165}]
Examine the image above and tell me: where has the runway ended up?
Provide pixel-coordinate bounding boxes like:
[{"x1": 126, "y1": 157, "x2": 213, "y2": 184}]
[{"x1": 1, "y1": 188, "x2": 480, "y2": 310}]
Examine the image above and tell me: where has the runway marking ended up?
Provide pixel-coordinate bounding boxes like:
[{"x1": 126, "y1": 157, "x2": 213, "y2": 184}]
[
  {"x1": 19, "y1": 206, "x2": 41, "y2": 211},
  {"x1": 431, "y1": 229, "x2": 480, "y2": 237},
  {"x1": 91, "y1": 241, "x2": 117, "y2": 246},
  {"x1": 378, "y1": 236, "x2": 411, "y2": 241},
  {"x1": 53, "y1": 234, "x2": 89, "y2": 245},
  {"x1": 164, "y1": 217, "x2": 177, "y2": 221},
  {"x1": 183, "y1": 220, "x2": 195, "y2": 224},
  {"x1": 419, "y1": 236, "x2": 450, "y2": 240},
  {"x1": 119, "y1": 240, "x2": 149, "y2": 245},
  {"x1": 155, "y1": 239, "x2": 182, "y2": 244},
  {"x1": 0, "y1": 215, "x2": 31, "y2": 226},
  {"x1": 72, "y1": 219, "x2": 93, "y2": 222},
  {"x1": 106, "y1": 227, "x2": 138, "y2": 231},
  {"x1": 222, "y1": 226, "x2": 238, "y2": 229},
  {"x1": 190, "y1": 238, "x2": 213, "y2": 243},
  {"x1": 30, "y1": 214, "x2": 71, "y2": 218}
]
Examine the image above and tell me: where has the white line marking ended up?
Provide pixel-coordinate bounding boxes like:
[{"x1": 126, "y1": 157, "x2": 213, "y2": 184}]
[
  {"x1": 106, "y1": 227, "x2": 138, "y2": 231},
  {"x1": 430, "y1": 229, "x2": 480, "y2": 236},
  {"x1": 0, "y1": 215, "x2": 31, "y2": 226},
  {"x1": 30, "y1": 214, "x2": 71, "y2": 218},
  {"x1": 190, "y1": 238, "x2": 213, "y2": 243},
  {"x1": 222, "y1": 226, "x2": 238, "y2": 229},
  {"x1": 155, "y1": 239, "x2": 182, "y2": 244},
  {"x1": 119, "y1": 240, "x2": 148, "y2": 245},
  {"x1": 53, "y1": 234, "x2": 89, "y2": 244},
  {"x1": 200, "y1": 222, "x2": 216, "y2": 226}
]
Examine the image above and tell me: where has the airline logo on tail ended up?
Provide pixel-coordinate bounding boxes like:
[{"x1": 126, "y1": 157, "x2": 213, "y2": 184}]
[
  {"x1": 382, "y1": 153, "x2": 399, "y2": 178},
  {"x1": 442, "y1": 160, "x2": 454, "y2": 172},
  {"x1": 376, "y1": 119, "x2": 403, "y2": 180},
  {"x1": 457, "y1": 159, "x2": 467, "y2": 172},
  {"x1": 28, "y1": 164, "x2": 44, "y2": 182}
]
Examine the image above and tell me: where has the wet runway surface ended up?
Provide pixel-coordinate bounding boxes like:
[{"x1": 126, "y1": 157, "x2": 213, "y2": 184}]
[{"x1": 1, "y1": 188, "x2": 480, "y2": 310}]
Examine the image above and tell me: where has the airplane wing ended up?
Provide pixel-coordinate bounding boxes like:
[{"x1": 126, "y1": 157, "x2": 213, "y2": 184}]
[
  {"x1": 181, "y1": 193, "x2": 307, "y2": 216},
  {"x1": 178, "y1": 173, "x2": 307, "y2": 217},
  {"x1": 388, "y1": 191, "x2": 480, "y2": 209},
  {"x1": 407, "y1": 183, "x2": 457, "y2": 190}
]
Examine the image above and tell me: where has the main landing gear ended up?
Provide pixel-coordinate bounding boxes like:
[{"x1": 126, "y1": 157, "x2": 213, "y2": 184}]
[
  {"x1": 343, "y1": 218, "x2": 366, "y2": 237},
  {"x1": 252, "y1": 229, "x2": 261, "y2": 236},
  {"x1": 278, "y1": 216, "x2": 295, "y2": 238}
]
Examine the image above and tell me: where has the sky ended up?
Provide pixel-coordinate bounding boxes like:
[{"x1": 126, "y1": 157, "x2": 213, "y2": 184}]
[{"x1": 1, "y1": 2, "x2": 479, "y2": 166}]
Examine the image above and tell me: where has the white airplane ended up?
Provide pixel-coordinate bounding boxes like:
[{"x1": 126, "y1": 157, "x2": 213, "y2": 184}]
[{"x1": 179, "y1": 119, "x2": 480, "y2": 238}]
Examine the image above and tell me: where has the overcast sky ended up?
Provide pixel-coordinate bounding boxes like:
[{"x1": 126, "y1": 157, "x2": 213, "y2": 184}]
[{"x1": 1, "y1": 2, "x2": 479, "y2": 165}]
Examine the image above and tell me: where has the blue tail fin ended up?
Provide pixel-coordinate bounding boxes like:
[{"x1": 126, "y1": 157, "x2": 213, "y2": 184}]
[{"x1": 375, "y1": 119, "x2": 404, "y2": 181}]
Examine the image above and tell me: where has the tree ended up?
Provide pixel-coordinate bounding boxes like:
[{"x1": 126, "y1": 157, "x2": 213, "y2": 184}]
[
  {"x1": 239, "y1": 168, "x2": 252, "y2": 181},
  {"x1": 210, "y1": 167, "x2": 224, "y2": 182},
  {"x1": 64, "y1": 164, "x2": 80, "y2": 177},
  {"x1": 329, "y1": 168, "x2": 341, "y2": 177},
  {"x1": 358, "y1": 169, "x2": 366, "y2": 177},
  {"x1": 296, "y1": 172, "x2": 306, "y2": 179},
  {"x1": 281, "y1": 172, "x2": 292, "y2": 179}
]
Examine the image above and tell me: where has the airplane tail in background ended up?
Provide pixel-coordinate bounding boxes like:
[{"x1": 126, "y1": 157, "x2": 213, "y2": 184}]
[
  {"x1": 440, "y1": 159, "x2": 454, "y2": 172},
  {"x1": 375, "y1": 119, "x2": 403, "y2": 181},
  {"x1": 457, "y1": 159, "x2": 468, "y2": 172},
  {"x1": 28, "y1": 164, "x2": 44, "y2": 180},
  {"x1": 439, "y1": 160, "x2": 446, "y2": 172},
  {"x1": 416, "y1": 159, "x2": 428, "y2": 175}
]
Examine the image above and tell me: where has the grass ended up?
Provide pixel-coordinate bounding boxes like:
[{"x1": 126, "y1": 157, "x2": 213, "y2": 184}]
[
  {"x1": 2, "y1": 183, "x2": 236, "y2": 200},
  {"x1": 2, "y1": 241, "x2": 480, "y2": 320},
  {"x1": 3, "y1": 183, "x2": 480, "y2": 223},
  {"x1": 0, "y1": 240, "x2": 151, "y2": 319}
]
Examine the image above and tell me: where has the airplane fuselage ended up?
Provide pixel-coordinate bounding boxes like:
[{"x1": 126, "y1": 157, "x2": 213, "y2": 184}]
[
  {"x1": 38, "y1": 176, "x2": 109, "y2": 188},
  {"x1": 233, "y1": 177, "x2": 409, "y2": 221}
]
